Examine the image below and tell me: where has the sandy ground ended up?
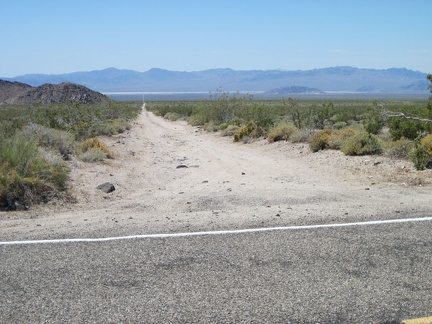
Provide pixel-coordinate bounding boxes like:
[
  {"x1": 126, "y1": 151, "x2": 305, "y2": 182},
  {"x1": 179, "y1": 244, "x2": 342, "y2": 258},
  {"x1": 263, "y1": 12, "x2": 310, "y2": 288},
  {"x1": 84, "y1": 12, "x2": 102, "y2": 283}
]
[{"x1": 1, "y1": 107, "x2": 431, "y2": 241}]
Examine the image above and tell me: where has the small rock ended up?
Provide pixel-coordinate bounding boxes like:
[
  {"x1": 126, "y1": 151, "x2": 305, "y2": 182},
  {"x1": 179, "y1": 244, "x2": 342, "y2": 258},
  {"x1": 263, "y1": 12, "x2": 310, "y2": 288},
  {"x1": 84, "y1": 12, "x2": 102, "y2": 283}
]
[
  {"x1": 14, "y1": 201, "x2": 28, "y2": 211},
  {"x1": 97, "y1": 182, "x2": 115, "y2": 193},
  {"x1": 176, "y1": 165, "x2": 188, "y2": 169}
]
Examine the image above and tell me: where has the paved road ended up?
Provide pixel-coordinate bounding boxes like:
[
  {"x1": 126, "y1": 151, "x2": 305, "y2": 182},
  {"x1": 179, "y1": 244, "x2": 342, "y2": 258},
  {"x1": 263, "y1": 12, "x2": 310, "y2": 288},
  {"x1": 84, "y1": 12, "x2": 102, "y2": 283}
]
[{"x1": 1, "y1": 218, "x2": 431, "y2": 323}]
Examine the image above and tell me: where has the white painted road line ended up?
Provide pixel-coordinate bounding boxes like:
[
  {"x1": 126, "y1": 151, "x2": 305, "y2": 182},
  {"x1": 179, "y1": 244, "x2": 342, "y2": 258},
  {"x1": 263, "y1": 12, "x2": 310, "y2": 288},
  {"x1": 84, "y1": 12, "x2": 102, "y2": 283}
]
[{"x1": 1, "y1": 216, "x2": 432, "y2": 246}]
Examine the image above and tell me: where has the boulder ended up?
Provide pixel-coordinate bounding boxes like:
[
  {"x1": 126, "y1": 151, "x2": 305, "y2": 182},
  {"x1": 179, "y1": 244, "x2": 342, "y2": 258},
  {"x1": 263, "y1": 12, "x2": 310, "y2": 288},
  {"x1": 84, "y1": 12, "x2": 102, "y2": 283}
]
[{"x1": 97, "y1": 182, "x2": 115, "y2": 193}]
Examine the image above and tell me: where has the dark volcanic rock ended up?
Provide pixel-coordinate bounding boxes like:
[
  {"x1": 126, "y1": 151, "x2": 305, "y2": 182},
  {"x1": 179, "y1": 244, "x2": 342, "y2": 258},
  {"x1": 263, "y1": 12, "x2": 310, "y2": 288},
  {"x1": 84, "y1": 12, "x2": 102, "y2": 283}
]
[
  {"x1": 0, "y1": 198, "x2": 28, "y2": 211},
  {"x1": 0, "y1": 80, "x2": 32, "y2": 104},
  {"x1": 0, "y1": 80, "x2": 109, "y2": 105},
  {"x1": 97, "y1": 182, "x2": 116, "y2": 193}
]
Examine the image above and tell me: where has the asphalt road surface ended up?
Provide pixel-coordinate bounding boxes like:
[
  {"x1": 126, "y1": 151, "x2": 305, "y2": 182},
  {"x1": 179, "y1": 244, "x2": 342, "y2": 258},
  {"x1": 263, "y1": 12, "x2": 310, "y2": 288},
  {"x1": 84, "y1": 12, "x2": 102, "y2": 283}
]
[{"x1": 1, "y1": 218, "x2": 431, "y2": 323}]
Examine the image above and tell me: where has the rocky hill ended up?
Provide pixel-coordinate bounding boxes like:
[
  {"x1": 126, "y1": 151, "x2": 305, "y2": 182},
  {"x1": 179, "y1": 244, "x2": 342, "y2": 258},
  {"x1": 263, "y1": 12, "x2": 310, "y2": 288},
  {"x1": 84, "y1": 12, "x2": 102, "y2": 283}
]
[
  {"x1": 0, "y1": 80, "x2": 32, "y2": 103},
  {"x1": 0, "y1": 80, "x2": 109, "y2": 105}
]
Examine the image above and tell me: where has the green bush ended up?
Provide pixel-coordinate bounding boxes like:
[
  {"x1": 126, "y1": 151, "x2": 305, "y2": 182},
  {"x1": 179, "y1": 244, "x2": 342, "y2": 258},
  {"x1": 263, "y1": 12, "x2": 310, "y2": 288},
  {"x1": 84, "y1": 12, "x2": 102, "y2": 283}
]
[
  {"x1": 384, "y1": 138, "x2": 413, "y2": 159},
  {"x1": 187, "y1": 114, "x2": 207, "y2": 126},
  {"x1": 267, "y1": 125, "x2": 297, "y2": 143},
  {"x1": 218, "y1": 123, "x2": 229, "y2": 130},
  {"x1": 332, "y1": 121, "x2": 348, "y2": 130},
  {"x1": 389, "y1": 118, "x2": 426, "y2": 140},
  {"x1": 290, "y1": 128, "x2": 312, "y2": 143},
  {"x1": 408, "y1": 134, "x2": 432, "y2": 170},
  {"x1": 204, "y1": 121, "x2": 219, "y2": 132},
  {"x1": 164, "y1": 112, "x2": 182, "y2": 121},
  {"x1": 75, "y1": 138, "x2": 113, "y2": 162},
  {"x1": 362, "y1": 103, "x2": 385, "y2": 135},
  {"x1": 19, "y1": 123, "x2": 75, "y2": 158},
  {"x1": 309, "y1": 129, "x2": 332, "y2": 152},
  {"x1": 221, "y1": 125, "x2": 240, "y2": 137},
  {"x1": 0, "y1": 135, "x2": 70, "y2": 208},
  {"x1": 233, "y1": 122, "x2": 265, "y2": 142},
  {"x1": 409, "y1": 145, "x2": 430, "y2": 170},
  {"x1": 420, "y1": 134, "x2": 432, "y2": 155},
  {"x1": 341, "y1": 132, "x2": 383, "y2": 156},
  {"x1": 327, "y1": 128, "x2": 356, "y2": 150}
]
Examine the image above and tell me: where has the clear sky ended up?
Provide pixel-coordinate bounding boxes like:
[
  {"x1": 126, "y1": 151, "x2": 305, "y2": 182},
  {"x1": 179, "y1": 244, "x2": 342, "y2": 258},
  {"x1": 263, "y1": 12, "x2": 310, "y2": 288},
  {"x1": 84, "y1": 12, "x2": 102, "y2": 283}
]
[{"x1": 1, "y1": 0, "x2": 431, "y2": 77}]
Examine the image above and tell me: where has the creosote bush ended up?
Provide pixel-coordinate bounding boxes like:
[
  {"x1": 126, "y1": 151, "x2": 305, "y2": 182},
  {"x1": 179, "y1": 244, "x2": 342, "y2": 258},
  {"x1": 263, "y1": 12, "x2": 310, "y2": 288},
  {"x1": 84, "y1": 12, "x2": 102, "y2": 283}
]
[
  {"x1": 0, "y1": 135, "x2": 70, "y2": 209},
  {"x1": 341, "y1": 132, "x2": 383, "y2": 156},
  {"x1": 409, "y1": 134, "x2": 432, "y2": 170},
  {"x1": 221, "y1": 125, "x2": 240, "y2": 137},
  {"x1": 233, "y1": 122, "x2": 265, "y2": 142},
  {"x1": 309, "y1": 129, "x2": 332, "y2": 152},
  {"x1": 267, "y1": 125, "x2": 297, "y2": 143},
  {"x1": 164, "y1": 112, "x2": 182, "y2": 121},
  {"x1": 204, "y1": 121, "x2": 219, "y2": 132},
  {"x1": 327, "y1": 128, "x2": 356, "y2": 150},
  {"x1": 19, "y1": 123, "x2": 75, "y2": 158},
  {"x1": 76, "y1": 138, "x2": 113, "y2": 162},
  {"x1": 384, "y1": 138, "x2": 413, "y2": 159}
]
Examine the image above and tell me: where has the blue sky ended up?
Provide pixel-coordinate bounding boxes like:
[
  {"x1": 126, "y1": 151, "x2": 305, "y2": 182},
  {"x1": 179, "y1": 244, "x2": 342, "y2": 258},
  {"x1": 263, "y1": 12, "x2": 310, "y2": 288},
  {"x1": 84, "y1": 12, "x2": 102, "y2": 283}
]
[{"x1": 1, "y1": 0, "x2": 431, "y2": 77}]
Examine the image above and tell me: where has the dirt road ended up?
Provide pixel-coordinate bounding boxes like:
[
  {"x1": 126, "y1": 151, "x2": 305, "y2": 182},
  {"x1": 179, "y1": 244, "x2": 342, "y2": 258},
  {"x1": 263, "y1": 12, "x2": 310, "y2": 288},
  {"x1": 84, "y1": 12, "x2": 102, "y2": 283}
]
[{"x1": 1, "y1": 108, "x2": 431, "y2": 241}]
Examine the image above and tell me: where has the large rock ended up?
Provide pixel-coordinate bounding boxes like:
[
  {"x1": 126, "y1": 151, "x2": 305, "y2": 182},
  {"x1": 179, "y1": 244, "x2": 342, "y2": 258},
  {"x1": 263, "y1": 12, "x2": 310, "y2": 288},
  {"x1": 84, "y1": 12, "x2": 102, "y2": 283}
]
[{"x1": 97, "y1": 182, "x2": 115, "y2": 193}]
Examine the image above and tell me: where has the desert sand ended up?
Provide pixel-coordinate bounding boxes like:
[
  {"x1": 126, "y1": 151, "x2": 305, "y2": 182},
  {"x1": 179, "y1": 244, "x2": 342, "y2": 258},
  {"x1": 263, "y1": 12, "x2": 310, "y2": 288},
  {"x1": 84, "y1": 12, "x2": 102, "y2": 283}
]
[{"x1": 1, "y1": 107, "x2": 431, "y2": 241}]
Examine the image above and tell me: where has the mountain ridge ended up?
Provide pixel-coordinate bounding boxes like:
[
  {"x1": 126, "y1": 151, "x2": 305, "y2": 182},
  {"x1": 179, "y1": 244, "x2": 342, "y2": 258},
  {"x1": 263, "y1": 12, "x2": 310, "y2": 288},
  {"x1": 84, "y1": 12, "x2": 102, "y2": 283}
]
[{"x1": 2, "y1": 66, "x2": 429, "y2": 93}]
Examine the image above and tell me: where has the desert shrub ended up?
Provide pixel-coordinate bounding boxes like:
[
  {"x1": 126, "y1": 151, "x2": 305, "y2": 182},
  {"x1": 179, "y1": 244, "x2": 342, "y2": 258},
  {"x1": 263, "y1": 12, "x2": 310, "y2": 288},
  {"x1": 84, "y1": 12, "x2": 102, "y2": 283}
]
[
  {"x1": 219, "y1": 123, "x2": 229, "y2": 130},
  {"x1": 19, "y1": 123, "x2": 75, "y2": 157},
  {"x1": 341, "y1": 132, "x2": 383, "y2": 156},
  {"x1": 164, "y1": 112, "x2": 181, "y2": 121},
  {"x1": 290, "y1": 128, "x2": 313, "y2": 143},
  {"x1": 187, "y1": 114, "x2": 207, "y2": 126},
  {"x1": 221, "y1": 125, "x2": 240, "y2": 137},
  {"x1": 231, "y1": 118, "x2": 245, "y2": 127},
  {"x1": 384, "y1": 138, "x2": 413, "y2": 159},
  {"x1": 420, "y1": 134, "x2": 432, "y2": 155},
  {"x1": 32, "y1": 102, "x2": 140, "y2": 140},
  {"x1": 204, "y1": 121, "x2": 219, "y2": 132},
  {"x1": 233, "y1": 122, "x2": 265, "y2": 142},
  {"x1": 389, "y1": 118, "x2": 427, "y2": 140},
  {"x1": 309, "y1": 129, "x2": 332, "y2": 152},
  {"x1": 0, "y1": 136, "x2": 38, "y2": 176},
  {"x1": 267, "y1": 125, "x2": 297, "y2": 143},
  {"x1": 362, "y1": 104, "x2": 385, "y2": 135},
  {"x1": 109, "y1": 118, "x2": 130, "y2": 134},
  {"x1": 76, "y1": 138, "x2": 113, "y2": 162},
  {"x1": 77, "y1": 149, "x2": 109, "y2": 162},
  {"x1": 409, "y1": 144, "x2": 430, "y2": 170},
  {"x1": 408, "y1": 134, "x2": 432, "y2": 170},
  {"x1": 0, "y1": 136, "x2": 70, "y2": 208},
  {"x1": 332, "y1": 121, "x2": 348, "y2": 130},
  {"x1": 242, "y1": 136, "x2": 252, "y2": 144},
  {"x1": 327, "y1": 128, "x2": 356, "y2": 150}
]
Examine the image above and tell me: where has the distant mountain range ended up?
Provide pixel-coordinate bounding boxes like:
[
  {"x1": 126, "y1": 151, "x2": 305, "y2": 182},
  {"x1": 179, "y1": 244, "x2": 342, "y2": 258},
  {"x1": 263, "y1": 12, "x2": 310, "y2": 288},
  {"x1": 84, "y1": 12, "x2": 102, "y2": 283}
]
[{"x1": 2, "y1": 66, "x2": 430, "y2": 94}]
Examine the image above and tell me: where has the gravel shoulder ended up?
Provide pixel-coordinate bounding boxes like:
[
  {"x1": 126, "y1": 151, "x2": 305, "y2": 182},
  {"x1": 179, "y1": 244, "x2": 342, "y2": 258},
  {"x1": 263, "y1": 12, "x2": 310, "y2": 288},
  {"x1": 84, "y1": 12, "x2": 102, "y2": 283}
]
[{"x1": 1, "y1": 108, "x2": 431, "y2": 241}]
